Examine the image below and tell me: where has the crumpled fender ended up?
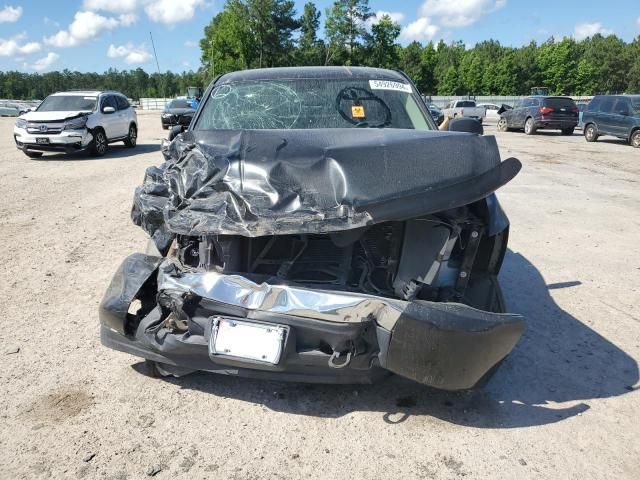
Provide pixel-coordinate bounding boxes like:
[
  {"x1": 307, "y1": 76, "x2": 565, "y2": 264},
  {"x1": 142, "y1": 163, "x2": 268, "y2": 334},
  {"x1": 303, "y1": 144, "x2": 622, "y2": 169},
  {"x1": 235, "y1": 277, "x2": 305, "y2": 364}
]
[{"x1": 99, "y1": 253, "x2": 162, "y2": 335}]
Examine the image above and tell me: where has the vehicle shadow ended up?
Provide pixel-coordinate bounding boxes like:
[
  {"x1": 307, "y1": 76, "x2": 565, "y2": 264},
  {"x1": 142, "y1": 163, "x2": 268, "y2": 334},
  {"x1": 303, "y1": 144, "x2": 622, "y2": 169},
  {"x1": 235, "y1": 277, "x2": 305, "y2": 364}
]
[
  {"x1": 34, "y1": 143, "x2": 160, "y2": 161},
  {"x1": 137, "y1": 249, "x2": 638, "y2": 428}
]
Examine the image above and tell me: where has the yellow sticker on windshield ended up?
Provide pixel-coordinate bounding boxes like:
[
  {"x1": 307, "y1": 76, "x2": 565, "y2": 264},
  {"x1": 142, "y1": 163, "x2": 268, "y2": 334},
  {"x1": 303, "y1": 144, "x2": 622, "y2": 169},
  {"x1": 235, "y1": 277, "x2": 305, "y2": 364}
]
[{"x1": 351, "y1": 105, "x2": 365, "y2": 118}]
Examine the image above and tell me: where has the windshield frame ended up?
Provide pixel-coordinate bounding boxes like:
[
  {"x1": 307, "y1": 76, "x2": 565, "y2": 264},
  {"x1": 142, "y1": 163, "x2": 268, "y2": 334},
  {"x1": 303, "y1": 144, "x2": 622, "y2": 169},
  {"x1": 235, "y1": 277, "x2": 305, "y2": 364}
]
[
  {"x1": 191, "y1": 74, "x2": 437, "y2": 132},
  {"x1": 36, "y1": 94, "x2": 97, "y2": 113}
]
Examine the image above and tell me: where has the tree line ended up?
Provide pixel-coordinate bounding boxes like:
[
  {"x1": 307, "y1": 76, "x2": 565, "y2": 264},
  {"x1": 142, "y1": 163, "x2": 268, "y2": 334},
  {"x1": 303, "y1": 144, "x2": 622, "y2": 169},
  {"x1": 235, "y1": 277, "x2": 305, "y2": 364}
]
[
  {"x1": 0, "y1": 68, "x2": 201, "y2": 101},
  {"x1": 1, "y1": 0, "x2": 639, "y2": 100}
]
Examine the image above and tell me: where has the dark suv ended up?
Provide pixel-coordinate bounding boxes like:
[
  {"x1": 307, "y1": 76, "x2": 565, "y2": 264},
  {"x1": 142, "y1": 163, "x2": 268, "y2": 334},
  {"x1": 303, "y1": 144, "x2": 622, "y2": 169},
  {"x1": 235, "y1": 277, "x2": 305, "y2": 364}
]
[
  {"x1": 582, "y1": 95, "x2": 640, "y2": 148},
  {"x1": 498, "y1": 96, "x2": 578, "y2": 135}
]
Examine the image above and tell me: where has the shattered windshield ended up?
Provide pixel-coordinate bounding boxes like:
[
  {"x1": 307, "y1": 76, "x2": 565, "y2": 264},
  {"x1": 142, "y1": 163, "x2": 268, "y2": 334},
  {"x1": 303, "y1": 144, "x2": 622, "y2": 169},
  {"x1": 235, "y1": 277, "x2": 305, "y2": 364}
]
[
  {"x1": 37, "y1": 95, "x2": 97, "y2": 112},
  {"x1": 194, "y1": 78, "x2": 432, "y2": 130}
]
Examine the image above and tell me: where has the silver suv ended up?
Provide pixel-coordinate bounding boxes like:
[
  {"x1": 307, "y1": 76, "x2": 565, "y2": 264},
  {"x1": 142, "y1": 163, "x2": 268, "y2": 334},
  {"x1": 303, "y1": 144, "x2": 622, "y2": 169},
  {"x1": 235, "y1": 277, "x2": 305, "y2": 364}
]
[{"x1": 13, "y1": 90, "x2": 138, "y2": 158}]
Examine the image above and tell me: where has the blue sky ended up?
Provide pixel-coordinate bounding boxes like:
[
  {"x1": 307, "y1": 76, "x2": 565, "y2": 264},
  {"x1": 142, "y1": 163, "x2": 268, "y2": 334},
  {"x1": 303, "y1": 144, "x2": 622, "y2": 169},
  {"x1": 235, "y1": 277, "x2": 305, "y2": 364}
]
[{"x1": 1, "y1": 0, "x2": 639, "y2": 73}]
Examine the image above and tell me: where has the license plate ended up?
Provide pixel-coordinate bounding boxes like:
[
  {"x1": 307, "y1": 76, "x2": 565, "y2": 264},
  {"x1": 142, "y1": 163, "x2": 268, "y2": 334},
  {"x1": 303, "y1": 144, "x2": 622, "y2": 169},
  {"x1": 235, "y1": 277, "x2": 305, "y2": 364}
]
[
  {"x1": 209, "y1": 317, "x2": 287, "y2": 364},
  {"x1": 36, "y1": 137, "x2": 49, "y2": 144}
]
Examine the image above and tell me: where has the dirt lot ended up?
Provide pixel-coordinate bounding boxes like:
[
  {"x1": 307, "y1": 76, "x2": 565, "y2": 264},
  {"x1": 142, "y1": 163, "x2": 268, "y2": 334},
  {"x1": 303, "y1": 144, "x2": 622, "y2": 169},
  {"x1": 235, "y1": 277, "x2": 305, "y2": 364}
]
[{"x1": 1, "y1": 111, "x2": 638, "y2": 479}]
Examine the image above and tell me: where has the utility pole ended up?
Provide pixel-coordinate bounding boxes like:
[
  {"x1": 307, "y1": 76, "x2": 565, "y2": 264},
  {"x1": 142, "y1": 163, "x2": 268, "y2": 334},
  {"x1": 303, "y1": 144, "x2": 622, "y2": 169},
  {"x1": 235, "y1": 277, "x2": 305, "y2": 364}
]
[{"x1": 149, "y1": 31, "x2": 165, "y2": 100}]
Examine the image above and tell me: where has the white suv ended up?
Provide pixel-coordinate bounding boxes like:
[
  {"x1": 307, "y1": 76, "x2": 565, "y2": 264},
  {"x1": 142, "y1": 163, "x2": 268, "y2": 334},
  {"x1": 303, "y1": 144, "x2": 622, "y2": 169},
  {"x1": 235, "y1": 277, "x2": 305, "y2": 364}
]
[{"x1": 13, "y1": 90, "x2": 137, "y2": 158}]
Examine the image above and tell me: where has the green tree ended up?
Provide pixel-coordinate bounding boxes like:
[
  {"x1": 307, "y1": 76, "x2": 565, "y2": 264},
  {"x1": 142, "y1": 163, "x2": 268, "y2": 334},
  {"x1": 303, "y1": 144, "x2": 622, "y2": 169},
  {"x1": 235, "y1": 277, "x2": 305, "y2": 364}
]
[
  {"x1": 296, "y1": 2, "x2": 324, "y2": 65},
  {"x1": 366, "y1": 15, "x2": 401, "y2": 69},
  {"x1": 324, "y1": 0, "x2": 373, "y2": 65}
]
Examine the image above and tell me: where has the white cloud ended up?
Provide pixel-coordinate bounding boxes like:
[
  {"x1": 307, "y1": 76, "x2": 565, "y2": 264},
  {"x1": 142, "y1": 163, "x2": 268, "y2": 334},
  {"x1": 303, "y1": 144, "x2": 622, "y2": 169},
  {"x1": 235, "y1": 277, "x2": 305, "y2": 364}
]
[
  {"x1": 107, "y1": 43, "x2": 152, "y2": 64},
  {"x1": 573, "y1": 22, "x2": 613, "y2": 41},
  {"x1": 82, "y1": 0, "x2": 141, "y2": 13},
  {"x1": 84, "y1": 0, "x2": 205, "y2": 25},
  {"x1": 370, "y1": 10, "x2": 405, "y2": 25},
  {"x1": 184, "y1": 40, "x2": 198, "y2": 48},
  {"x1": 44, "y1": 11, "x2": 121, "y2": 48},
  {"x1": 144, "y1": 0, "x2": 204, "y2": 25},
  {"x1": 635, "y1": 17, "x2": 640, "y2": 29},
  {"x1": 401, "y1": 17, "x2": 440, "y2": 42},
  {"x1": 118, "y1": 13, "x2": 138, "y2": 26},
  {"x1": 418, "y1": 0, "x2": 506, "y2": 28},
  {"x1": 0, "y1": 36, "x2": 41, "y2": 56},
  {"x1": 0, "y1": 5, "x2": 22, "y2": 22},
  {"x1": 31, "y1": 52, "x2": 59, "y2": 71}
]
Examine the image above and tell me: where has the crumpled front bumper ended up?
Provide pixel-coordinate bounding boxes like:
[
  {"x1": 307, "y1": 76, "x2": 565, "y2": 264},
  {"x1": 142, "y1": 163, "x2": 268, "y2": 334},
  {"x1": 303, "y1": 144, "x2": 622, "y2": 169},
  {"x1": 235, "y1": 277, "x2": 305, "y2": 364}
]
[
  {"x1": 13, "y1": 126, "x2": 93, "y2": 153},
  {"x1": 100, "y1": 254, "x2": 525, "y2": 390}
]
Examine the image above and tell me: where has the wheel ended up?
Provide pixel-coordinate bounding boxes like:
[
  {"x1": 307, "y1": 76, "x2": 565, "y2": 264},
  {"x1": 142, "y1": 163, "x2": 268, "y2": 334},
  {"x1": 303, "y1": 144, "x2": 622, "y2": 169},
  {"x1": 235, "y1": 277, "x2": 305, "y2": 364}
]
[
  {"x1": 524, "y1": 117, "x2": 536, "y2": 135},
  {"x1": 630, "y1": 130, "x2": 640, "y2": 148},
  {"x1": 162, "y1": 124, "x2": 168, "y2": 130},
  {"x1": 90, "y1": 129, "x2": 108, "y2": 156},
  {"x1": 561, "y1": 127, "x2": 574, "y2": 136},
  {"x1": 24, "y1": 150, "x2": 43, "y2": 158},
  {"x1": 497, "y1": 117, "x2": 508, "y2": 132},
  {"x1": 584, "y1": 124, "x2": 598, "y2": 142},
  {"x1": 124, "y1": 124, "x2": 137, "y2": 148}
]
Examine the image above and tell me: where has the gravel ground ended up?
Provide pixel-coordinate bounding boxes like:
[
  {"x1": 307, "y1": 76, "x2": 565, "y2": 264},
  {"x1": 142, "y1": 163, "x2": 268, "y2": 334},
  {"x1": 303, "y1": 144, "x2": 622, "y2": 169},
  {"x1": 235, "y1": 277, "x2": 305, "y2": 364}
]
[{"x1": 1, "y1": 111, "x2": 638, "y2": 479}]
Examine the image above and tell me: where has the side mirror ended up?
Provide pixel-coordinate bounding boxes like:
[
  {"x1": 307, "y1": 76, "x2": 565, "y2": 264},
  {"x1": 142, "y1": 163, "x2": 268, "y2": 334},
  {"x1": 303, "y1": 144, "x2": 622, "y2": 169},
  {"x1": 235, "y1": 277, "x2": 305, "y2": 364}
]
[
  {"x1": 103, "y1": 106, "x2": 116, "y2": 114},
  {"x1": 619, "y1": 110, "x2": 629, "y2": 116},
  {"x1": 169, "y1": 125, "x2": 184, "y2": 141}
]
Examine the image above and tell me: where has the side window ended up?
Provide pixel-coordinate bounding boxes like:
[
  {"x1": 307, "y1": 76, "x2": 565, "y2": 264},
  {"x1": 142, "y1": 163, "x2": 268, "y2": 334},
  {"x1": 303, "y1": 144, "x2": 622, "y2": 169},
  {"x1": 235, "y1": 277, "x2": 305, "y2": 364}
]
[
  {"x1": 115, "y1": 96, "x2": 129, "y2": 110},
  {"x1": 613, "y1": 98, "x2": 630, "y2": 116},
  {"x1": 599, "y1": 97, "x2": 615, "y2": 114}
]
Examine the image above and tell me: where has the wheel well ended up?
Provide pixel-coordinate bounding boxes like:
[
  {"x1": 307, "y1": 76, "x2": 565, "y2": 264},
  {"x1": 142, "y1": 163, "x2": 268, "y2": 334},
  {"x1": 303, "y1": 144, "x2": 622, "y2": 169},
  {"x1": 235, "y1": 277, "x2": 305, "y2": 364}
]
[{"x1": 129, "y1": 121, "x2": 137, "y2": 130}]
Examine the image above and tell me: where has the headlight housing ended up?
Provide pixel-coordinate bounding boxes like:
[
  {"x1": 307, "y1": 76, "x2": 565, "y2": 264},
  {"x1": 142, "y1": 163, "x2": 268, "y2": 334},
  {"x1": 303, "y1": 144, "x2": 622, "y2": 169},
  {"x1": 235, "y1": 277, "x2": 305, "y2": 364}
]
[
  {"x1": 63, "y1": 115, "x2": 88, "y2": 130},
  {"x1": 15, "y1": 118, "x2": 27, "y2": 129}
]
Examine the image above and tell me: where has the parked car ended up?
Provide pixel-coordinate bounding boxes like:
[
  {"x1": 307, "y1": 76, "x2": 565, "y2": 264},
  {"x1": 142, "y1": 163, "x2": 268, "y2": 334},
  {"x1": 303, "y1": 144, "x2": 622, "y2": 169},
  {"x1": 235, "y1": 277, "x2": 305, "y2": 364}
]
[
  {"x1": 442, "y1": 100, "x2": 486, "y2": 120},
  {"x1": 100, "y1": 66, "x2": 525, "y2": 391},
  {"x1": 497, "y1": 96, "x2": 578, "y2": 135},
  {"x1": 478, "y1": 103, "x2": 501, "y2": 120},
  {"x1": 427, "y1": 104, "x2": 444, "y2": 125},
  {"x1": 161, "y1": 98, "x2": 197, "y2": 130},
  {"x1": 13, "y1": 90, "x2": 137, "y2": 158},
  {"x1": 0, "y1": 103, "x2": 19, "y2": 116},
  {"x1": 582, "y1": 95, "x2": 640, "y2": 148}
]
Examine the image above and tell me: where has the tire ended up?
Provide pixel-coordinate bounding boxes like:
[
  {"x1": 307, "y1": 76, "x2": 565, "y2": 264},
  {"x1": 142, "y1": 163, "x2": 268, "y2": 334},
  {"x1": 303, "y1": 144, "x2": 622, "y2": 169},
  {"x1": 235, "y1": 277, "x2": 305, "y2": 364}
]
[
  {"x1": 90, "y1": 128, "x2": 108, "y2": 156},
  {"x1": 497, "y1": 117, "x2": 508, "y2": 132},
  {"x1": 630, "y1": 130, "x2": 640, "y2": 148},
  {"x1": 524, "y1": 117, "x2": 536, "y2": 135},
  {"x1": 124, "y1": 124, "x2": 137, "y2": 148},
  {"x1": 561, "y1": 128, "x2": 574, "y2": 136},
  {"x1": 584, "y1": 124, "x2": 598, "y2": 142},
  {"x1": 24, "y1": 150, "x2": 43, "y2": 158}
]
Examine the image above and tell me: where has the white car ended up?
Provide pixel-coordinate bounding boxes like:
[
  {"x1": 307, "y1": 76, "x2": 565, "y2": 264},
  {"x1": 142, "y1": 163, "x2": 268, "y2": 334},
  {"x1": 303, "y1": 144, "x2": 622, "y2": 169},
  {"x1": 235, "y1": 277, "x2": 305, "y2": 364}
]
[
  {"x1": 13, "y1": 90, "x2": 137, "y2": 158},
  {"x1": 478, "y1": 103, "x2": 501, "y2": 120}
]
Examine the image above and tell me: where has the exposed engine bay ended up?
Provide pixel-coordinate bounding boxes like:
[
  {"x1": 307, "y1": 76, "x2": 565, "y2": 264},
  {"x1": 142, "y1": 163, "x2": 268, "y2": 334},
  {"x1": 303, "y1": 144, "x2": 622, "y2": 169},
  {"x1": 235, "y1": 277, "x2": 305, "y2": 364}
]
[{"x1": 172, "y1": 209, "x2": 486, "y2": 306}]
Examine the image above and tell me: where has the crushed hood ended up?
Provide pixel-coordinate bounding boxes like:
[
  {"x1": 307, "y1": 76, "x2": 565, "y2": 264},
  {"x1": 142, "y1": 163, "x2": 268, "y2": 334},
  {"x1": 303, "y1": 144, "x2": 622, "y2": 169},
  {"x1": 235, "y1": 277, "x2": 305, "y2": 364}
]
[{"x1": 132, "y1": 128, "x2": 521, "y2": 246}]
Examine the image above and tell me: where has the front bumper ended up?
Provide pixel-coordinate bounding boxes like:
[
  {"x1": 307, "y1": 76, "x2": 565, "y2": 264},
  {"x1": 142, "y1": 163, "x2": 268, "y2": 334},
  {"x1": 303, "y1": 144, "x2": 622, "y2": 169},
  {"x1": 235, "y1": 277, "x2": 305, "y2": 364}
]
[
  {"x1": 100, "y1": 254, "x2": 525, "y2": 390},
  {"x1": 13, "y1": 126, "x2": 93, "y2": 153}
]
